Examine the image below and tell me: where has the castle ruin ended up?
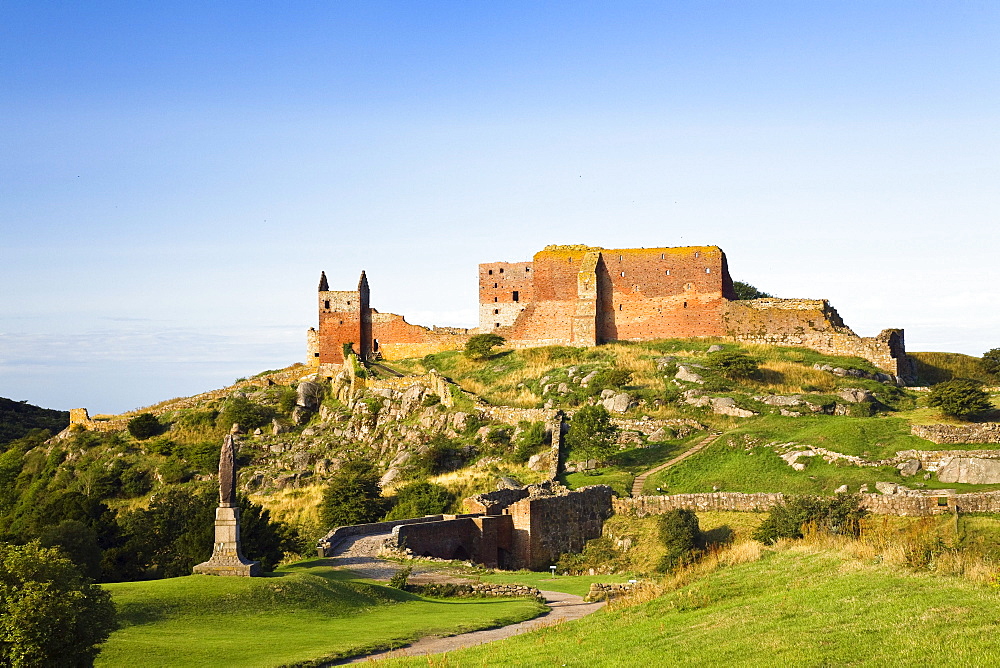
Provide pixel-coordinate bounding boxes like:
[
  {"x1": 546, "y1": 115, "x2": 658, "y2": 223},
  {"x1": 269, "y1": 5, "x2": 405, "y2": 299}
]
[{"x1": 308, "y1": 244, "x2": 914, "y2": 382}]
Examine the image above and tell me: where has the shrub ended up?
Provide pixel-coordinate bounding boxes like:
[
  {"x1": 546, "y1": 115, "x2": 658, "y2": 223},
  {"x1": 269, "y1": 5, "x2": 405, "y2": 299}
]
[
  {"x1": 319, "y1": 460, "x2": 388, "y2": 528},
  {"x1": 927, "y1": 380, "x2": 992, "y2": 420},
  {"x1": 707, "y1": 350, "x2": 760, "y2": 379},
  {"x1": 512, "y1": 421, "x2": 548, "y2": 463},
  {"x1": 731, "y1": 281, "x2": 773, "y2": 300},
  {"x1": 565, "y1": 405, "x2": 617, "y2": 463},
  {"x1": 218, "y1": 396, "x2": 274, "y2": 431},
  {"x1": 982, "y1": 348, "x2": 1000, "y2": 376},
  {"x1": 389, "y1": 566, "x2": 412, "y2": 590},
  {"x1": 421, "y1": 393, "x2": 441, "y2": 407},
  {"x1": 657, "y1": 508, "x2": 703, "y2": 572},
  {"x1": 586, "y1": 368, "x2": 634, "y2": 395},
  {"x1": 0, "y1": 542, "x2": 117, "y2": 666},
  {"x1": 127, "y1": 413, "x2": 162, "y2": 440},
  {"x1": 384, "y1": 482, "x2": 456, "y2": 521},
  {"x1": 752, "y1": 494, "x2": 866, "y2": 545},
  {"x1": 464, "y1": 333, "x2": 505, "y2": 360}
]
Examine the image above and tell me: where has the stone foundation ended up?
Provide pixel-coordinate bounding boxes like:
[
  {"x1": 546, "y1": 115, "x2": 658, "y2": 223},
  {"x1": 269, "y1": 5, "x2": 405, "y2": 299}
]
[{"x1": 193, "y1": 506, "x2": 261, "y2": 577}]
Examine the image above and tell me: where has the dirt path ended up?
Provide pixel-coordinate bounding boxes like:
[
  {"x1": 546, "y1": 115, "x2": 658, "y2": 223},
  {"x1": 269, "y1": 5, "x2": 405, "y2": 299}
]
[
  {"x1": 337, "y1": 590, "x2": 605, "y2": 664},
  {"x1": 630, "y1": 431, "x2": 721, "y2": 497}
]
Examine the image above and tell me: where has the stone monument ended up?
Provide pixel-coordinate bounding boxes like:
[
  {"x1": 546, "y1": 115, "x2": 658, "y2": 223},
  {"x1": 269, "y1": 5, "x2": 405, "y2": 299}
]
[{"x1": 193, "y1": 433, "x2": 261, "y2": 576}]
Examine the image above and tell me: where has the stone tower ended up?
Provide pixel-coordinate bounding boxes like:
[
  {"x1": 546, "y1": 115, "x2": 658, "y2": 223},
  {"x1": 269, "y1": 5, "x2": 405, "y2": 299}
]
[{"x1": 313, "y1": 270, "x2": 371, "y2": 364}]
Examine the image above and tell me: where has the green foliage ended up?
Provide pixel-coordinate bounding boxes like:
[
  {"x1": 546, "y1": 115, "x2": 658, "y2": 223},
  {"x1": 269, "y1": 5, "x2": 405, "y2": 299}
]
[
  {"x1": 910, "y1": 351, "x2": 996, "y2": 386},
  {"x1": 384, "y1": 481, "x2": 456, "y2": 521},
  {"x1": 707, "y1": 350, "x2": 760, "y2": 379},
  {"x1": 556, "y1": 537, "x2": 623, "y2": 575},
  {"x1": 512, "y1": 421, "x2": 548, "y2": 463},
  {"x1": 342, "y1": 342, "x2": 355, "y2": 359},
  {"x1": 0, "y1": 541, "x2": 117, "y2": 667},
  {"x1": 388, "y1": 565, "x2": 412, "y2": 590},
  {"x1": 420, "y1": 393, "x2": 441, "y2": 407},
  {"x1": 126, "y1": 413, "x2": 162, "y2": 440},
  {"x1": 927, "y1": 380, "x2": 992, "y2": 420},
  {"x1": 412, "y1": 434, "x2": 469, "y2": 476},
  {"x1": 278, "y1": 387, "x2": 298, "y2": 415},
  {"x1": 731, "y1": 281, "x2": 773, "y2": 300},
  {"x1": 657, "y1": 508, "x2": 703, "y2": 572},
  {"x1": 116, "y1": 488, "x2": 215, "y2": 579},
  {"x1": 982, "y1": 348, "x2": 1000, "y2": 376},
  {"x1": 586, "y1": 368, "x2": 634, "y2": 395},
  {"x1": 39, "y1": 519, "x2": 103, "y2": 580},
  {"x1": 566, "y1": 405, "x2": 617, "y2": 463},
  {"x1": 218, "y1": 397, "x2": 274, "y2": 431},
  {"x1": 0, "y1": 398, "x2": 68, "y2": 448},
  {"x1": 752, "y1": 494, "x2": 866, "y2": 545},
  {"x1": 319, "y1": 460, "x2": 388, "y2": 528},
  {"x1": 464, "y1": 333, "x2": 506, "y2": 360}
]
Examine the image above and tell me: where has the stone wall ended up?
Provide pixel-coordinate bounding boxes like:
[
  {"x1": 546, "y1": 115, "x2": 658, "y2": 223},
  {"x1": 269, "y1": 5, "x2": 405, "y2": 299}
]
[
  {"x1": 724, "y1": 299, "x2": 913, "y2": 381},
  {"x1": 316, "y1": 515, "x2": 448, "y2": 556},
  {"x1": 911, "y1": 423, "x2": 1000, "y2": 445},
  {"x1": 508, "y1": 485, "x2": 615, "y2": 570},
  {"x1": 614, "y1": 493, "x2": 787, "y2": 516},
  {"x1": 586, "y1": 582, "x2": 638, "y2": 602}
]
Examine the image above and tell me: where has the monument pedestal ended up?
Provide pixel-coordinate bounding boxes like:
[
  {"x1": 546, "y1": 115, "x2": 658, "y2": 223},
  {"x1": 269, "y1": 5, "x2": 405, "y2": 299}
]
[{"x1": 193, "y1": 505, "x2": 261, "y2": 577}]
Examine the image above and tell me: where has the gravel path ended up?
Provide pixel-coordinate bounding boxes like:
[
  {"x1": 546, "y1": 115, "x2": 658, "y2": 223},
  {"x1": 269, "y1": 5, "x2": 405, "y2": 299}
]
[{"x1": 338, "y1": 589, "x2": 605, "y2": 664}]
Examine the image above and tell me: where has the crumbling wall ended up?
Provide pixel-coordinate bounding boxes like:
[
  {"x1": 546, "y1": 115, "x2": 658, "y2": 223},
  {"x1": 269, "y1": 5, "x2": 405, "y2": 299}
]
[
  {"x1": 508, "y1": 485, "x2": 614, "y2": 570},
  {"x1": 614, "y1": 493, "x2": 786, "y2": 516},
  {"x1": 724, "y1": 299, "x2": 913, "y2": 380},
  {"x1": 911, "y1": 423, "x2": 1000, "y2": 445}
]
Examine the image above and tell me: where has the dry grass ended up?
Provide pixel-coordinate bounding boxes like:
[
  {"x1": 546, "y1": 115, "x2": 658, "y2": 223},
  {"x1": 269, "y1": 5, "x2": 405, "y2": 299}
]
[{"x1": 251, "y1": 485, "x2": 324, "y2": 528}]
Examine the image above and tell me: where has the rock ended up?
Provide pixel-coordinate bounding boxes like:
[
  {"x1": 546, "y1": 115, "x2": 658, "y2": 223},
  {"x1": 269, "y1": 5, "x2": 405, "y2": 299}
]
[
  {"x1": 937, "y1": 457, "x2": 1000, "y2": 484},
  {"x1": 292, "y1": 450, "x2": 313, "y2": 469},
  {"x1": 527, "y1": 451, "x2": 552, "y2": 472},
  {"x1": 838, "y1": 388, "x2": 875, "y2": 403},
  {"x1": 230, "y1": 423, "x2": 243, "y2": 435},
  {"x1": 654, "y1": 356, "x2": 676, "y2": 370},
  {"x1": 602, "y1": 392, "x2": 635, "y2": 413},
  {"x1": 859, "y1": 484, "x2": 869, "y2": 493},
  {"x1": 600, "y1": 389, "x2": 617, "y2": 399},
  {"x1": 923, "y1": 472, "x2": 931, "y2": 480},
  {"x1": 875, "y1": 482, "x2": 899, "y2": 495},
  {"x1": 558, "y1": 382, "x2": 570, "y2": 394},
  {"x1": 475, "y1": 426, "x2": 492, "y2": 442},
  {"x1": 296, "y1": 381, "x2": 323, "y2": 411},
  {"x1": 675, "y1": 365, "x2": 705, "y2": 384},
  {"x1": 292, "y1": 406, "x2": 312, "y2": 425},
  {"x1": 497, "y1": 476, "x2": 522, "y2": 489},
  {"x1": 707, "y1": 344, "x2": 724, "y2": 353},
  {"x1": 756, "y1": 395, "x2": 803, "y2": 406},
  {"x1": 710, "y1": 397, "x2": 757, "y2": 418},
  {"x1": 271, "y1": 418, "x2": 289, "y2": 435},
  {"x1": 647, "y1": 426, "x2": 672, "y2": 442},
  {"x1": 834, "y1": 484, "x2": 849, "y2": 494},
  {"x1": 897, "y1": 459, "x2": 921, "y2": 477},
  {"x1": 451, "y1": 412, "x2": 471, "y2": 432},
  {"x1": 253, "y1": 428, "x2": 263, "y2": 436},
  {"x1": 580, "y1": 370, "x2": 599, "y2": 387},
  {"x1": 779, "y1": 409, "x2": 801, "y2": 417}
]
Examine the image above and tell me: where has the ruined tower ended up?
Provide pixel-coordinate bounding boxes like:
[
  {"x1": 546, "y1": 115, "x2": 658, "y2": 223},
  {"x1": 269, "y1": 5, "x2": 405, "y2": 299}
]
[{"x1": 311, "y1": 270, "x2": 371, "y2": 365}]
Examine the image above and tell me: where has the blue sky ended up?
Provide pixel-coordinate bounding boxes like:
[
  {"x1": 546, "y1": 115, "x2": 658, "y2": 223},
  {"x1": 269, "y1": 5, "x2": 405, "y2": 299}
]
[{"x1": 2, "y1": 1, "x2": 998, "y2": 413}]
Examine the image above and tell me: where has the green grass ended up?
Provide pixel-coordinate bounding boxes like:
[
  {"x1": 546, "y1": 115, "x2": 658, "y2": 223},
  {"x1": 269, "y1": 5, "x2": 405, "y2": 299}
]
[
  {"x1": 97, "y1": 559, "x2": 545, "y2": 667},
  {"x1": 911, "y1": 351, "x2": 997, "y2": 386},
  {"x1": 564, "y1": 437, "x2": 701, "y2": 497},
  {"x1": 477, "y1": 570, "x2": 632, "y2": 597},
  {"x1": 381, "y1": 546, "x2": 1000, "y2": 667}
]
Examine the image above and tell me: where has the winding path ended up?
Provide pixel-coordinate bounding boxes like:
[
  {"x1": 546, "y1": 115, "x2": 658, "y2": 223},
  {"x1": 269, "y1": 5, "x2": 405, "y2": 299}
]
[
  {"x1": 630, "y1": 431, "x2": 721, "y2": 497},
  {"x1": 327, "y1": 532, "x2": 606, "y2": 664}
]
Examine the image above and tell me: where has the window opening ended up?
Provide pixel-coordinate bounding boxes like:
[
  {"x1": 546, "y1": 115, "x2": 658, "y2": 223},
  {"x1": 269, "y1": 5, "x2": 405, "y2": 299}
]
[
  {"x1": 619, "y1": 255, "x2": 623, "y2": 261},
  {"x1": 661, "y1": 253, "x2": 665, "y2": 259},
  {"x1": 620, "y1": 271, "x2": 626, "y2": 277},
  {"x1": 314, "y1": 352, "x2": 320, "y2": 358},
  {"x1": 665, "y1": 270, "x2": 671, "y2": 275},
  {"x1": 495, "y1": 323, "x2": 500, "y2": 328},
  {"x1": 494, "y1": 297, "x2": 498, "y2": 302},
  {"x1": 683, "y1": 302, "x2": 688, "y2": 308},
  {"x1": 488, "y1": 269, "x2": 493, "y2": 275},
  {"x1": 499, "y1": 268, "x2": 504, "y2": 274},
  {"x1": 619, "y1": 304, "x2": 623, "y2": 311},
  {"x1": 694, "y1": 251, "x2": 700, "y2": 258},
  {"x1": 494, "y1": 309, "x2": 499, "y2": 314},
  {"x1": 494, "y1": 282, "x2": 498, "y2": 288},
  {"x1": 372, "y1": 339, "x2": 380, "y2": 352},
  {"x1": 526, "y1": 267, "x2": 530, "y2": 272},
  {"x1": 705, "y1": 267, "x2": 711, "y2": 274},
  {"x1": 512, "y1": 290, "x2": 519, "y2": 302},
  {"x1": 324, "y1": 300, "x2": 330, "y2": 309}
]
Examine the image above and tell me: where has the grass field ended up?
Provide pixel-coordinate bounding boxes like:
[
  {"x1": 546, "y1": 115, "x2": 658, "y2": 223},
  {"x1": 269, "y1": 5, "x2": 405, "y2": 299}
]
[
  {"x1": 97, "y1": 559, "x2": 545, "y2": 667},
  {"x1": 380, "y1": 540, "x2": 1000, "y2": 667}
]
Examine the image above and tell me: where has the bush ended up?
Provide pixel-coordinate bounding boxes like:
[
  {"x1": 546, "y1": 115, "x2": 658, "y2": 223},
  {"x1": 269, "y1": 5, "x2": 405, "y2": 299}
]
[
  {"x1": 707, "y1": 350, "x2": 760, "y2": 379},
  {"x1": 389, "y1": 566, "x2": 412, "y2": 590},
  {"x1": 752, "y1": 494, "x2": 866, "y2": 545},
  {"x1": 127, "y1": 413, "x2": 162, "y2": 440},
  {"x1": 982, "y1": 348, "x2": 1000, "y2": 376},
  {"x1": 927, "y1": 380, "x2": 993, "y2": 420},
  {"x1": 384, "y1": 482, "x2": 456, "y2": 521},
  {"x1": 586, "y1": 368, "x2": 634, "y2": 395},
  {"x1": 565, "y1": 405, "x2": 617, "y2": 463},
  {"x1": 464, "y1": 333, "x2": 505, "y2": 360},
  {"x1": 732, "y1": 281, "x2": 773, "y2": 300},
  {"x1": 512, "y1": 421, "x2": 548, "y2": 463},
  {"x1": 657, "y1": 508, "x2": 703, "y2": 572},
  {"x1": 0, "y1": 542, "x2": 117, "y2": 667},
  {"x1": 319, "y1": 460, "x2": 388, "y2": 528},
  {"x1": 218, "y1": 397, "x2": 274, "y2": 431}
]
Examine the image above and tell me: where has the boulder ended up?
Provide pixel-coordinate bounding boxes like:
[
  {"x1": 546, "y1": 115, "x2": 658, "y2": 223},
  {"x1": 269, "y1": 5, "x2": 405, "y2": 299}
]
[
  {"x1": 707, "y1": 345, "x2": 725, "y2": 353},
  {"x1": 600, "y1": 389, "x2": 617, "y2": 399},
  {"x1": 838, "y1": 388, "x2": 875, "y2": 404},
  {"x1": 834, "y1": 484, "x2": 849, "y2": 494},
  {"x1": 602, "y1": 392, "x2": 635, "y2": 413},
  {"x1": 580, "y1": 370, "x2": 600, "y2": 387},
  {"x1": 296, "y1": 381, "x2": 323, "y2": 411},
  {"x1": 897, "y1": 459, "x2": 921, "y2": 477},
  {"x1": 937, "y1": 457, "x2": 1000, "y2": 484},
  {"x1": 875, "y1": 482, "x2": 899, "y2": 495},
  {"x1": 710, "y1": 397, "x2": 757, "y2": 418},
  {"x1": 757, "y1": 395, "x2": 803, "y2": 407},
  {"x1": 675, "y1": 365, "x2": 705, "y2": 384},
  {"x1": 558, "y1": 382, "x2": 570, "y2": 394},
  {"x1": 527, "y1": 450, "x2": 552, "y2": 472}
]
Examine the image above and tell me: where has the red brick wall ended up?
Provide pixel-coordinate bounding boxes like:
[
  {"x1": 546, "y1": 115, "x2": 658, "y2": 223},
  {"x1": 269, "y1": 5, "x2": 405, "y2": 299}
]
[{"x1": 317, "y1": 290, "x2": 364, "y2": 364}]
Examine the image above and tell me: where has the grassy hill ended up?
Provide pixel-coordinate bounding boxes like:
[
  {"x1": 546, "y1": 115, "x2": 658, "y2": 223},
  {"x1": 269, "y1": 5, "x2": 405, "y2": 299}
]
[
  {"x1": 0, "y1": 397, "x2": 69, "y2": 445},
  {"x1": 98, "y1": 559, "x2": 544, "y2": 667}
]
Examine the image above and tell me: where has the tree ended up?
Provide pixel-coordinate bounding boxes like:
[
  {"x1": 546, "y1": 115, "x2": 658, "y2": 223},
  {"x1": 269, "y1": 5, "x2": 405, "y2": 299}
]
[
  {"x1": 657, "y1": 508, "x2": 703, "y2": 572},
  {"x1": 126, "y1": 413, "x2": 161, "y2": 440},
  {"x1": 982, "y1": 348, "x2": 1000, "y2": 376},
  {"x1": 928, "y1": 380, "x2": 992, "y2": 420},
  {"x1": 731, "y1": 281, "x2": 773, "y2": 300},
  {"x1": 566, "y1": 405, "x2": 617, "y2": 463},
  {"x1": 707, "y1": 350, "x2": 760, "y2": 379},
  {"x1": 512, "y1": 421, "x2": 548, "y2": 463},
  {"x1": 218, "y1": 396, "x2": 274, "y2": 431},
  {"x1": 384, "y1": 482, "x2": 455, "y2": 521},
  {"x1": 319, "y1": 460, "x2": 388, "y2": 528},
  {"x1": 39, "y1": 520, "x2": 103, "y2": 581},
  {"x1": 0, "y1": 541, "x2": 117, "y2": 667},
  {"x1": 463, "y1": 333, "x2": 505, "y2": 360}
]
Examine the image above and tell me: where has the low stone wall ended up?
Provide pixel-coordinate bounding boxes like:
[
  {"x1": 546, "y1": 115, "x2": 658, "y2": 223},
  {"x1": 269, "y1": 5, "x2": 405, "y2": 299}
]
[
  {"x1": 471, "y1": 583, "x2": 544, "y2": 600},
  {"x1": 614, "y1": 493, "x2": 786, "y2": 516},
  {"x1": 316, "y1": 515, "x2": 447, "y2": 556},
  {"x1": 586, "y1": 582, "x2": 637, "y2": 602},
  {"x1": 911, "y1": 423, "x2": 1000, "y2": 445}
]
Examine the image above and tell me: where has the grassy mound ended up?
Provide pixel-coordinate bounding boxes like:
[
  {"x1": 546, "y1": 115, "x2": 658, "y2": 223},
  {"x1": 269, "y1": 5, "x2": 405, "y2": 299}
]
[
  {"x1": 381, "y1": 542, "x2": 1000, "y2": 667},
  {"x1": 97, "y1": 559, "x2": 545, "y2": 667}
]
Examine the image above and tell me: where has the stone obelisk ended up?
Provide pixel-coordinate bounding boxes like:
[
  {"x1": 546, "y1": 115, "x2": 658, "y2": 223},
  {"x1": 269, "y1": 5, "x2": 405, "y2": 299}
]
[{"x1": 193, "y1": 433, "x2": 261, "y2": 576}]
